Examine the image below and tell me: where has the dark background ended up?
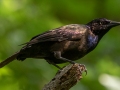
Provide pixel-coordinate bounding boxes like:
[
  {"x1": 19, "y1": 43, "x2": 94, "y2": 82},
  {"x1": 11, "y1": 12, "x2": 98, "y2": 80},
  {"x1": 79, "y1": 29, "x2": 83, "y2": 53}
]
[{"x1": 0, "y1": 0, "x2": 120, "y2": 90}]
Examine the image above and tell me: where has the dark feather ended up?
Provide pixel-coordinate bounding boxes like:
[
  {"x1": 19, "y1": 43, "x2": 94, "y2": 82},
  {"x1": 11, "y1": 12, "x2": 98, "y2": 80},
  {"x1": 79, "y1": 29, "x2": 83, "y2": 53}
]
[
  {"x1": 0, "y1": 52, "x2": 19, "y2": 68},
  {"x1": 24, "y1": 24, "x2": 86, "y2": 46}
]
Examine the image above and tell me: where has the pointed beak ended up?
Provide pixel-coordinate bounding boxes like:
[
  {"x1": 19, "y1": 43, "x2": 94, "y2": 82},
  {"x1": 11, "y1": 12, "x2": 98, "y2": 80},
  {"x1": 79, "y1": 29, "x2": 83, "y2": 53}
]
[{"x1": 110, "y1": 21, "x2": 120, "y2": 26}]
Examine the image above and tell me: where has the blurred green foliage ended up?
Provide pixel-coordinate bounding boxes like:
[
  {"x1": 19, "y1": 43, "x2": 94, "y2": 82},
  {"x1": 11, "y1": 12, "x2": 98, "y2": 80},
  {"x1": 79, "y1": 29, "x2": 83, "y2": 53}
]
[{"x1": 0, "y1": 0, "x2": 120, "y2": 90}]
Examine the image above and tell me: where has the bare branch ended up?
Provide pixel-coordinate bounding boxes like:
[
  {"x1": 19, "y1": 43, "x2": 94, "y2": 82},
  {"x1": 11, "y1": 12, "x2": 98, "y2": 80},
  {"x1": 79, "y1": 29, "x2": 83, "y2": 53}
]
[{"x1": 42, "y1": 63, "x2": 87, "y2": 90}]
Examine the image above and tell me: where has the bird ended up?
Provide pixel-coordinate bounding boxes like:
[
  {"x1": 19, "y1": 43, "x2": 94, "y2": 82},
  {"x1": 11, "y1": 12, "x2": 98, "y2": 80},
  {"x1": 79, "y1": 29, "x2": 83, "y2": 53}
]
[{"x1": 0, "y1": 18, "x2": 120, "y2": 69}]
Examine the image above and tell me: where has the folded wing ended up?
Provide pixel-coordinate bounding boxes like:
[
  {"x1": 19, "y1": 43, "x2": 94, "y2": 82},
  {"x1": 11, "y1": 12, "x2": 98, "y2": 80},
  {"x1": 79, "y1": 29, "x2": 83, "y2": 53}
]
[{"x1": 24, "y1": 24, "x2": 87, "y2": 46}]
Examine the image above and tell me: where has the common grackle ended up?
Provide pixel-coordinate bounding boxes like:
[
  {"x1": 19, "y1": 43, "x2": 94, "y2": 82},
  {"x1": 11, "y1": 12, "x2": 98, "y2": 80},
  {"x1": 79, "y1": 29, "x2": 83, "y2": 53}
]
[{"x1": 0, "y1": 18, "x2": 120, "y2": 69}]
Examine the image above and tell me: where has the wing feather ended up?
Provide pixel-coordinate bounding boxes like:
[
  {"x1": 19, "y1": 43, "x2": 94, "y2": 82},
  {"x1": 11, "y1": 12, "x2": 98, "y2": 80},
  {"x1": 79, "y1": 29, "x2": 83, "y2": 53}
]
[{"x1": 23, "y1": 24, "x2": 87, "y2": 46}]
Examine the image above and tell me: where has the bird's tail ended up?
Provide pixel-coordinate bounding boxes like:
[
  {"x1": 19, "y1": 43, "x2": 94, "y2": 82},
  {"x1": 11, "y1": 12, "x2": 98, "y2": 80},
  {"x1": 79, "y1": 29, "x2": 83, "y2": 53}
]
[{"x1": 0, "y1": 52, "x2": 20, "y2": 68}]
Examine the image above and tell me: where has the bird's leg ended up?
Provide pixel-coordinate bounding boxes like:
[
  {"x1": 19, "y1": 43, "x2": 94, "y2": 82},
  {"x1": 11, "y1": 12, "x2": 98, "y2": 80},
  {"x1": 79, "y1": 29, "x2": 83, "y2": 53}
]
[
  {"x1": 54, "y1": 51, "x2": 87, "y2": 74},
  {"x1": 54, "y1": 51, "x2": 75, "y2": 64},
  {"x1": 51, "y1": 62, "x2": 62, "y2": 69},
  {"x1": 46, "y1": 59, "x2": 62, "y2": 69}
]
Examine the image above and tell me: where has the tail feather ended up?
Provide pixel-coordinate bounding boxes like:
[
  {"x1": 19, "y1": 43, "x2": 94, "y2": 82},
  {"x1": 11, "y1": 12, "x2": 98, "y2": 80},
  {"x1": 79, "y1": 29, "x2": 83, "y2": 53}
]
[{"x1": 0, "y1": 52, "x2": 19, "y2": 68}]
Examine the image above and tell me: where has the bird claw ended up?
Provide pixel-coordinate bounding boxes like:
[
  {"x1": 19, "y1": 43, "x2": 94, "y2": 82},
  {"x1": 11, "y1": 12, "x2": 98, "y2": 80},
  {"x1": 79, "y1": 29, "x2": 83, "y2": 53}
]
[{"x1": 78, "y1": 64, "x2": 87, "y2": 75}]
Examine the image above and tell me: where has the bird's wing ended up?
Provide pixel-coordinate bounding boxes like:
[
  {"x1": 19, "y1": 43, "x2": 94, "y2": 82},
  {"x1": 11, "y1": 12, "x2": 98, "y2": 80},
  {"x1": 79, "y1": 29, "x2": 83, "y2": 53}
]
[{"x1": 23, "y1": 24, "x2": 87, "y2": 46}]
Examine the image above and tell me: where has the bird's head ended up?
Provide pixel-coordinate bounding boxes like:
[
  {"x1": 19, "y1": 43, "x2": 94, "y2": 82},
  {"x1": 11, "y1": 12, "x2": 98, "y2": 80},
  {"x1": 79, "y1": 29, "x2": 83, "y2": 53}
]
[{"x1": 87, "y1": 18, "x2": 120, "y2": 37}]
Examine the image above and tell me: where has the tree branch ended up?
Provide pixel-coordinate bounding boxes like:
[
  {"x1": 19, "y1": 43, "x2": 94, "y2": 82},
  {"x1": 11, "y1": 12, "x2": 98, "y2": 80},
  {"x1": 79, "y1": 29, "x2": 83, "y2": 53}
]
[{"x1": 42, "y1": 63, "x2": 87, "y2": 90}]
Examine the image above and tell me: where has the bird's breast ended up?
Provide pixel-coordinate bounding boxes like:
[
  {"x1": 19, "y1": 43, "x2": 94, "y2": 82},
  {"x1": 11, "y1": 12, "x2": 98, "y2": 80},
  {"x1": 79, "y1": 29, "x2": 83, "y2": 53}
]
[{"x1": 87, "y1": 35, "x2": 98, "y2": 50}]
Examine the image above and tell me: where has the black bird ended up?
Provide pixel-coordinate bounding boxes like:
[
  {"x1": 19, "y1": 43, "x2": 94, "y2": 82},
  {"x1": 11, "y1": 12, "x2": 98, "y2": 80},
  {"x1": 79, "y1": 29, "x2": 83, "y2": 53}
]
[{"x1": 0, "y1": 18, "x2": 120, "y2": 69}]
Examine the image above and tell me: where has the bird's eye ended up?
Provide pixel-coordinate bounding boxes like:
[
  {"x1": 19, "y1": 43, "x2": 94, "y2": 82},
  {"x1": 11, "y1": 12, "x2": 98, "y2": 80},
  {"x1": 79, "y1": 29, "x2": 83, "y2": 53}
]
[
  {"x1": 100, "y1": 21, "x2": 110, "y2": 25},
  {"x1": 99, "y1": 22, "x2": 102, "y2": 25}
]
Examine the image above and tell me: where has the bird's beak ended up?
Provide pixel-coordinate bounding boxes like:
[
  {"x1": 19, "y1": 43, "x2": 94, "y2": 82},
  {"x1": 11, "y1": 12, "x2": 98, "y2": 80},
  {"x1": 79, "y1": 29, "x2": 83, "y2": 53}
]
[{"x1": 110, "y1": 21, "x2": 120, "y2": 26}]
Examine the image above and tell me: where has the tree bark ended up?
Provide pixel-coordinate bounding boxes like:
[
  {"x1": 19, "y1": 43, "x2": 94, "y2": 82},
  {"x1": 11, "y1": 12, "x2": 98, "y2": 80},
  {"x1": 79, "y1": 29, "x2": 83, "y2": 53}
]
[{"x1": 42, "y1": 63, "x2": 87, "y2": 90}]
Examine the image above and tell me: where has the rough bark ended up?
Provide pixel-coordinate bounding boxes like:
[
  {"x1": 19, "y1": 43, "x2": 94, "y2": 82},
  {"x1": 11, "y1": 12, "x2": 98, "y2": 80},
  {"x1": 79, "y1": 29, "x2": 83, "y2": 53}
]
[{"x1": 42, "y1": 63, "x2": 87, "y2": 90}]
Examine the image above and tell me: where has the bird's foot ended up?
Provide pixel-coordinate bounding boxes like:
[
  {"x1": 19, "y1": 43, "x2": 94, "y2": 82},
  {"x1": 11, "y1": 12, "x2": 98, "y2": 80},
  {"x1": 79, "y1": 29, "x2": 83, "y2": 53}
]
[
  {"x1": 77, "y1": 64, "x2": 87, "y2": 75},
  {"x1": 57, "y1": 63, "x2": 87, "y2": 76}
]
